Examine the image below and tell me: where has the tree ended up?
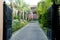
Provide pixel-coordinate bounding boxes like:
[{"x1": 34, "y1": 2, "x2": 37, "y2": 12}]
[
  {"x1": 36, "y1": 0, "x2": 52, "y2": 27},
  {"x1": 14, "y1": 0, "x2": 30, "y2": 21},
  {"x1": 14, "y1": 0, "x2": 24, "y2": 21},
  {"x1": 22, "y1": 2, "x2": 31, "y2": 20}
]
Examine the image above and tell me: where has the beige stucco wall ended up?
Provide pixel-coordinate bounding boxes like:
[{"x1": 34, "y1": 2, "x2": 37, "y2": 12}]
[{"x1": 0, "y1": 0, "x2": 4, "y2": 40}]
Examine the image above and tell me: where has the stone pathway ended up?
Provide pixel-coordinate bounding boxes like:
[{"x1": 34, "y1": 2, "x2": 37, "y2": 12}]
[{"x1": 10, "y1": 21, "x2": 48, "y2": 40}]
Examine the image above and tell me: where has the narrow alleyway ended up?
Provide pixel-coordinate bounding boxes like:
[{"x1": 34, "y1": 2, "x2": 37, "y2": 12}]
[{"x1": 10, "y1": 21, "x2": 48, "y2": 40}]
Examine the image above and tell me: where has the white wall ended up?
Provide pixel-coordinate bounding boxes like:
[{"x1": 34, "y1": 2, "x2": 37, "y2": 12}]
[{"x1": 0, "y1": 0, "x2": 4, "y2": 40}]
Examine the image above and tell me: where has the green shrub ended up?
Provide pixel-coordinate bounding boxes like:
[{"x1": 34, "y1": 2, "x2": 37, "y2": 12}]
[
  {"x1": 36, "y1": 1, "x2": 48, "y2": 33},
  {"x1": 24, "y1": 20, "x2": 28, "y2": 24},
  {"x1": 13, "y1": 14, "x2": 18, "y2": 19},
  {"x1": 12, "y1": 20, "x2": 28, "y2": 33}
]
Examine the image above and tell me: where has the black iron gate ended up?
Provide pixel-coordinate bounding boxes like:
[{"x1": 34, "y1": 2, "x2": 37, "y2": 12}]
[
  {"x1": 52, "y1": 4, "x2": 60, "y2": 40},
  {"x1": 3, "y1": 2, "x2": 12, "y2": 40},
  {"x1": 47, "y1": 1, "x2": 60, "y2": 40}
]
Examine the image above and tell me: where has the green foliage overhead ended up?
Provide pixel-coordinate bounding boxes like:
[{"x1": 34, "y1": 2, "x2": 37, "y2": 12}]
[{"x1": 14, "y1": 0, "x2": 30, "y2": 13}]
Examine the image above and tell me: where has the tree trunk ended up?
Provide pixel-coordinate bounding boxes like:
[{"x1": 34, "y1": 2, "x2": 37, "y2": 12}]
[
  {"x1": 23, "y1": 10, "x2": 24, "y2": 20},
  {"x1": 18, "y1": 11, "x2": 20, "y2": 21},
  {"x1": 20, "y1": 12, "x2": 21, "y2": 20},
  {"x1": 26, "y1": 12, "x2": 28, "y2": 20}
]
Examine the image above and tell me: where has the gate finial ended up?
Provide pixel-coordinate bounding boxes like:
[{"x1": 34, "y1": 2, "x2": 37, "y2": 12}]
[{"x1": 4, "y1": 1, "x2": 5, "y2": 4}]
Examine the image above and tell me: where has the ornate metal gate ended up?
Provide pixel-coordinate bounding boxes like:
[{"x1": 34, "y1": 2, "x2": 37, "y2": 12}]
[
  {"x1": 47, "y1": 1, "x2": 60, "y2": 40},
  {"x1": 52, "y1": 1, "x2": 60, "y2": 40},
  {"x1": 3, "y1": 2, "x2": 12, "y2": 40}
]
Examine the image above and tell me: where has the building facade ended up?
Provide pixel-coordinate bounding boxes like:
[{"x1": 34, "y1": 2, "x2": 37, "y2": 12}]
[{"x1": 28, "y1": 5, "x2": 38, "y2": 20}]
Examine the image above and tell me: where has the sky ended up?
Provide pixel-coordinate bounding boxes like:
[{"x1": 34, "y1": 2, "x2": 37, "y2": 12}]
[
  {"x1": 5, "y1": 0, "x2": 40, "y2": 5},
  {"x1": 24, "y1": 0, "x2": 40, "y2": 5}
]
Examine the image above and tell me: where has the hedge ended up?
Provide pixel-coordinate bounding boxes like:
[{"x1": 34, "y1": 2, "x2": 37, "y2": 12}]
[{"x1": 12, "y1": 20, "x2": 28, "y2": 33}]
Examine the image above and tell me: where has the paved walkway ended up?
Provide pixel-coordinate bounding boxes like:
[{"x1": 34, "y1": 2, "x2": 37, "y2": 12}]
[{"x1": 10, "y1": 21, "x2": 48, "y2": 40}]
